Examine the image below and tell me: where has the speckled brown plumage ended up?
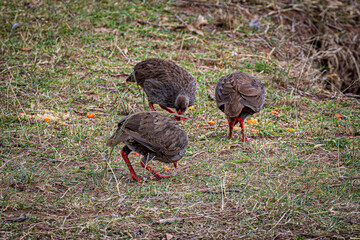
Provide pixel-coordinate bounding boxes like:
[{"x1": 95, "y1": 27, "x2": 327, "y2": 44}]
[
  {"x1": 215, "y1": 72, "x2": 265, "y2": 141},
  {"x1": 107, "y1": 111, "x2": 188, "y2": 182},
  {"x1": 126, "y1": 58, "x2": 197, "y2": 119}
]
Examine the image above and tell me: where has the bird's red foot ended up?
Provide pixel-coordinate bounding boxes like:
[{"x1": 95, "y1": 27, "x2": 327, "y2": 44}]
[
  {"x1": 130, "y1": 175, "x2": 142, "y2": 182},
  {"x1": 173, "y1": 162, "x2": 178, "y2": 168},
  {"x1": 174, "y1": 116, "x2": 188, "y2": 121},
  {"x1": 140, "y1": 162, "x2": 171, "y2": 180},
  {"x1": 240, "y1": 137, "x2": 250, "y2": 142},
  {"x1": 153, "y1": 173, "x2": 170, "y2": 179}
]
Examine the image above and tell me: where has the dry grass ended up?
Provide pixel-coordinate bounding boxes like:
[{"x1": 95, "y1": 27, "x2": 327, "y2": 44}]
[{"x1": 1, "y1": 0, "x2": 359, "y2": 239}]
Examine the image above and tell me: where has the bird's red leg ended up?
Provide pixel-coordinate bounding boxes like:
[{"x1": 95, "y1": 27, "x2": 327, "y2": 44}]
[
  {"x1": 140, "y1": 162, "x2": 170, "y2": 179},
  {"x1": 228, "y1": 120, "x2": 234, "y2": 138},
  {"x1": 174, "y1": 110, "x2": 188, "y2": 121},
  {"x1": 148, "y1": 103, "x2": 156, "y2": 111},
  {"x1": 173, "y1": 162, "x2": 177, "y2": 168},
  {"x1": 238, "y1": 117, "x2": 249, "y2": 142},
  {"x1": 121, "y1": 150, "x2": 141, "y2": 182},
  {"x1": 159, "y1": 105, "x2": 175, "y2": 113}
]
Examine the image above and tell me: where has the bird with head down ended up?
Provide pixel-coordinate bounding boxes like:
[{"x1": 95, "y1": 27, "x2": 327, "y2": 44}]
[
  {"x1": 107, "y1": 111, "x2": 188, "y2": 182},
  {"x1": 215, "y1": 72, "x2": 265, "y2": 142},
  {"x1": 126, "y1": 58, "x2": 197, "y2": 120}
]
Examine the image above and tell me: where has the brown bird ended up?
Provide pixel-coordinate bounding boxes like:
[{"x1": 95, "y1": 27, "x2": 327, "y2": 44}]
[
  {"x1": 215, "y1": 72, "x2": 265, "y2": 141},
  {"x1": 107, "y1": 111, "x2": 188, "y2": 182},
  {"x1": 126, "y1": 58, "x2": 197, "y2": 120}
]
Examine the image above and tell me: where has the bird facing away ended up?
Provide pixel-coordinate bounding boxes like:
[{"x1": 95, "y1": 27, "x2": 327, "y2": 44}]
[
  {"x1": 215, "y1": 72, "x2": 265, "y2": 141},
  {"x1": 107, "y1": 111, "x2": 188, "y2": 182},
  {"x1": 126, "y1": 58, "x2": 197, "y2": 120}
]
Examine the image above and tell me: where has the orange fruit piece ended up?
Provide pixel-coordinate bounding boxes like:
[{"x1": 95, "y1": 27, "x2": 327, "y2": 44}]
[
  {"x1": 133, "y1": 152, "x2": 140, "y2": 155},
  {"x1": 335, "y1": 113, "x2": 342, "y2": 119},
  {"x1": 208, "y1": 121, "x2": 215, "y2": 125},
  {"x1": 250, "y1": 129, "x2": 257, "y2": 133},
  {"x1": 164, "y1": 166, "x2": 170, "y2": 172},
  {"x1": 87, "y1": 112, "x2": 95, "y2": 118},
  {"x1": 44, "y1": 118, "x2": 50, "y2": 122}
]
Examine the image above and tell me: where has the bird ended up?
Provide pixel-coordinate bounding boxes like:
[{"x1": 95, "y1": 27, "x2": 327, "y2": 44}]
[
  {"x1": 126, "y1": 58, "x2": 197, "y2": 120},
  {"x1": 215, "y1": 72, "x2": 265, "y2": 141},
  {"x1": 107, "y1": 111, "x2": 188, "y2": 182}
]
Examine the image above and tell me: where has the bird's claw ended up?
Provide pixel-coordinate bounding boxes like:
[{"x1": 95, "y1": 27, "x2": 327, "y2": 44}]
[
  {"x1": 153, "y1": 174, "x2": 170, "y2": 179},
  {"x1": 130, "y1": 175, "x2": 142, "y2": 182},
  {"x1": 174, "y1": 116, "x2": 188, "y2": 121}
]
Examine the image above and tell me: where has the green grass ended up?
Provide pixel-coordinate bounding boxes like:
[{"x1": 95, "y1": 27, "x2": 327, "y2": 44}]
[{"x1": 1, "y1": 0, "x2": 359, "y2": 239}]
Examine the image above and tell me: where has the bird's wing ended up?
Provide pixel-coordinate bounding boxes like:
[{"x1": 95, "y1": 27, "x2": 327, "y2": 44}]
[
  {"x1": 124, "y1": 112, "x2": 188, "y2": 157},
  {"x1": 235, "y1": 76, "x2": 265, "y2": 112},
  {"x1": 215, "y1": 75, "x2": 244, "y2": 118}
]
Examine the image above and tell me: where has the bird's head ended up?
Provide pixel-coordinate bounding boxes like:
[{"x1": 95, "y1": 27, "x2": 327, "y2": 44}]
[{"x1": 175, "y1": 94, "x2": 189, "y2": 115}]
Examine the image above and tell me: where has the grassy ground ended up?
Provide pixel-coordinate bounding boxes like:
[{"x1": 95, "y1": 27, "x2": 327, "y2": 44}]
[{"x1": 1, "y1": 0, "x2": 359, "y2": 239}]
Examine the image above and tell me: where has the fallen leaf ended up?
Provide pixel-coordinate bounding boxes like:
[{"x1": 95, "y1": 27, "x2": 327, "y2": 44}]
[
  {"x1": 166, "y1": 233, "x2": 174, "y2": 240},
  {"x1": 20, "y1": 48, "x2": 31, "y2": 51},
  {"x1": 286, "y1": 128, "x2": 295, "y2": 132},
  {"x1": 188, "y1": 106, "x2": 194, "y2": 110},
  {"x1": 186, "y1": 24, "x2": 204, "y2": 36},
  {"x1": 250, "y1": 129, "x2": 257, "y2": 133},
  {"x1": 192, "y1": 15, "x2": 208, "y2": 28}
]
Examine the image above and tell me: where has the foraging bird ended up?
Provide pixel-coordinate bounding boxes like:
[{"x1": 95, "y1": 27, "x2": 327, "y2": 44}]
[
  {"x1": 126, "y1": 58, "x2": 196, "y2": 120},
  {"x1": 107, "y1": 111, "x2": 188, "y2": 182},
  {"x1": 215, "y1": 72, "x2": 265, "y2": 141}
]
